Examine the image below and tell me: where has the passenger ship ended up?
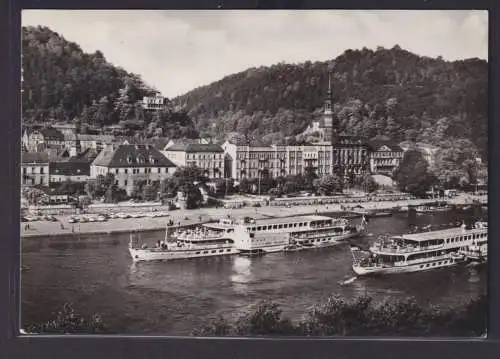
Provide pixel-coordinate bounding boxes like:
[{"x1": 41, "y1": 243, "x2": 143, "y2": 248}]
[
  {"x1": 460, "y1": 232, "x2": 488, "y2": 263},
  {"x1": 128, "y1": 219, "x2": 239, "y2": 262},
  {"x1": 231, "y1": 215, "x2": 366, "y2": 256},
  {"x1": 350, "y1": 221, "x2": 488, "y2": 275}
]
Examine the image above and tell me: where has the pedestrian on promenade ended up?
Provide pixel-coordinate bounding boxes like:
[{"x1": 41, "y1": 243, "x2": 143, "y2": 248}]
[{"x1": 60, "y1": 223, "x2": 64, "y2": 230}]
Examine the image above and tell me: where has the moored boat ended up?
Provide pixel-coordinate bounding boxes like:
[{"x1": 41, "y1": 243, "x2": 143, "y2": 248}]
[
  {"x1": 350, "y1": 221, "x2": 488, "y2": 275},
  {"x1": 129, "y1": 219, "x2": 239, "y2": 262},
  {"x1": 231, "y1": 215, "x2": 367, "y2": 256}
]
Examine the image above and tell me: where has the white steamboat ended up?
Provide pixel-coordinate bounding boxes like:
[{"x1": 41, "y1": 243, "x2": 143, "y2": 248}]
[
  {"x1": 460, "y1": 232, "x2": 488, "y2": 263},
  {"x1": 129, "y1": 219, "x2": 239, "y2": 262},
  {"x1": 351, "y1": 221, "x2": 487, "y2": 275},
  {"x1": 231, "y1": 215, "x2": 366, "y2": 256}
]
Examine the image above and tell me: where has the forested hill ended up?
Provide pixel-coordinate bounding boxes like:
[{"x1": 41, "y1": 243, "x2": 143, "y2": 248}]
[
  {"x1": 22, "y1": 26, "x2": 198, "y2": 139},
  {"x1": 174, "y1": 46, "x2": 487, "y2": 158}
]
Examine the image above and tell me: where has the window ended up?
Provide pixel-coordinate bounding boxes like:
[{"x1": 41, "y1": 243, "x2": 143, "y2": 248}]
[
  {"x1": 23, "y1": 168, "x2": 26, "y2": 175},
  {"x1": 115, "y1": 169, "x2": 119, "y2": 174},
  {"x1": 125, "y1": 169, "x2": 128, "y2": 174},
  {"x1": 32, "y1": 167, "x2": 35, "y2": 173},
  {"x1": 158, "y1": 168, "x2": 161, "y2": 173},
  {"x1": 124, "y1": 180, "x2": 128, "y2": 186},
  {"x1": 40, "y1": 177, "x2": 43, "y2": 184},
  {"x1": 40, "y1": 167, "x2": 44, "y2": 174}
]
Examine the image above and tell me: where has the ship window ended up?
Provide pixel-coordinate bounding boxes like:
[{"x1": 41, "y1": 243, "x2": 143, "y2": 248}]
[
  {"x1": 426, "y1": 264, "x2": 430, "y2": 267},
  {"x1": 438, "y1": 262, "x2": 442, "y2": 265},
  {"x1": 212, "y1": 250, "x2": 216, "y2": 253},
  {"x1": 249, "y1": 233, "x2": 255, "y2": 238},
  {"x1": 227, "y1": 249, "x2": 231, "y2": 252},
  {"x1": 203, "y1": 251, "x2": 208, "y2": 254},
  {"x1": 257, "y1": 226, "x2": 261, "y2": 231},
  {"x1": 322, "y1": 238, "x2": 326, "y2": 241},
  {"x1": 420, "y1": 265, "x2": 424, "y2": 268},
  {"x1": 279, "y1": 224, "x2": 283, "y2": 229},
  {"x1": 219, "y1": 250, "x2": 223, "y2": 253},
  {"x1": 196, "y1": 252, "x2": 201, "y2": 254},
  {"x1": 294, "y1": 223, "x2": 298, "y2": 227},
  {"x1": 446, "y1": 239, "x2": 449, "y2": 243},
  {"x1": 273, "y1": 225, "x2": 278, "y2": 229}
]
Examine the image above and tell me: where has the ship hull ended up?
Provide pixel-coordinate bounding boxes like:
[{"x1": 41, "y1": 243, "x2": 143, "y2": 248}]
[
  {"x1": 352, "y1": 256, "x2": 463, "y2": 276},
  {"x1": 129, "y1": 246, "x2": 239, "y2": 262}
]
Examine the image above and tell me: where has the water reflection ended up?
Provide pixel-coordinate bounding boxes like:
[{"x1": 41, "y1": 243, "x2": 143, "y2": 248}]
[{"x1": 231, "y1": 256, "x2": 254, "y2": 293}]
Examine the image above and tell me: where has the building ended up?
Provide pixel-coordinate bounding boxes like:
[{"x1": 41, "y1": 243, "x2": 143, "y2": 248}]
[
  {"x1": 21, "y1": 152, "x2": 50, "y2": 187},
  {"x1": 25, "y1": 127, "x2": 65, "y2": 152},
  {"x1": 333, "y1": 135, "x2": 370, "y2": 181},
  {"x1": 90, "y1": 144, "x2": 177, "y2": 195},
  {"x1": 49, "y1": 162, "x2": 91, "y2": 183},
  {"x1": 367, "y1": 140, "x2": 404, "y2": 176},
  {"x1": 64, "y1": 133, "x2": 114, "y2": 152},
  {"x1": 303, "y1": 70, "x2": 336, "y2": 143},
  {"x1": 399, "y1": 142, "x2": 439, "y2": 168},
  {"x1": 222, "y1": 141, "x2": 334, "y2": 180},
  {"x1": 162, "y1": 142, "x2": 225, "y2": 179},
  {"x1": 141, "y1": 95, "x2": 170, "y2": 111}
]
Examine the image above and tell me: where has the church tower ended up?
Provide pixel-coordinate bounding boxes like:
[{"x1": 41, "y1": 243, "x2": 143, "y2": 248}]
[{"x1": 323, "y1": 70, "x2": 335, "y2": 143}]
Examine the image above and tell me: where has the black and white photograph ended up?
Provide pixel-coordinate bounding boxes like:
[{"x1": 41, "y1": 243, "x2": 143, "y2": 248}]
[{"x1": 20, "y1": 10, "x2": 488, "y2": 337}]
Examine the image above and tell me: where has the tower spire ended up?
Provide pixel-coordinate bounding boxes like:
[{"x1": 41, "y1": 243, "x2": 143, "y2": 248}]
[{"x1": 328, "y1": 69, "x2": 332, "y2": 96}]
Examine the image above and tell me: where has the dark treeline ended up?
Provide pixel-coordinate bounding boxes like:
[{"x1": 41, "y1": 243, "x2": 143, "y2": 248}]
[
  {"x1": 22, "y1": 26, "x2": 198, "y2": 139},
  {"x1": 25, "y1": 295, "x2": 486, "y2": 337},
  {"x1": 175, "y1": 46, "x2": 487, "y2": 158}
]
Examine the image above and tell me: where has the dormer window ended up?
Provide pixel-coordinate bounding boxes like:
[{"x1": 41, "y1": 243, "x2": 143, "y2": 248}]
[
  {"x1": 149, "y1": 156, "x2": 156, "y2": 164},
  {"x1": 127, "y1": 156, "x2": 133, "y2": 164},
  {"x1": 137, "y1": 155, "x2": 145, "y2": 164}
]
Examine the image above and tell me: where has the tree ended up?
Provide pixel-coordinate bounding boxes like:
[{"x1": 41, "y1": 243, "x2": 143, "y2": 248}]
[
  {"x1": 314, "y1": 174, "x2": 343, "y2": 195},
  {"x1": 181, "y1": 183, "x2": 204, "y2": 209},
  {"x1": 359, "y1": 174, "x2": 379, "y2": 193},
  {"x1": 142, "y1": 182, "x2": 159, "y2": 201},
  {"x1": 394, "y1": 150, "x2": 437, "y2": 196}
]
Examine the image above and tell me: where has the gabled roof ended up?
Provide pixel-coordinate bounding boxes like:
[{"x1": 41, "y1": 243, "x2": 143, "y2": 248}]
[
  {"x1": 367, "y1": 139, "x2": 403, "y2": 152},
  {"x1": 166, "y1": 142, "x2": 224, "y2": 153},
  {"x1": 22, "y1": 152, "x2": 49, "y2": 164},
  {"x1": 91, "y1": 145, "x2": 176, "y2": 168},
  {"x1": 39, "y1": 127, "x2": 65, "y2": 141},
  {"x1": 49, "y1": 162, "x2": 91, "y2": 176}
]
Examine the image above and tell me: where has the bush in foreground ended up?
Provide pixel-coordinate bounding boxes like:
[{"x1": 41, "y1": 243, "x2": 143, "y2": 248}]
[{"x1": 192, "y1": 295, "x2": 487, "y2": 337}]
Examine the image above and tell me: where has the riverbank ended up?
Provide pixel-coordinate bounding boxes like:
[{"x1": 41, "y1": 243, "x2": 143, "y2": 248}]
[{"x1": 20, "y1": 194, "x2": 486, "y2": 239}]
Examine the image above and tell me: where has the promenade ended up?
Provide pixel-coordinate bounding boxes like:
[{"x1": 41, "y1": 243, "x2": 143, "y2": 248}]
[{"x1": 20, "y1": 194, "x2": 486, "y2": 239}]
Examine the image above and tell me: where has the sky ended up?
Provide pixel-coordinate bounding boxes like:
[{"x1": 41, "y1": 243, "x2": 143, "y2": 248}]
[{"x1": 22, "y1": 10, "x2": 488, "y2": 98}]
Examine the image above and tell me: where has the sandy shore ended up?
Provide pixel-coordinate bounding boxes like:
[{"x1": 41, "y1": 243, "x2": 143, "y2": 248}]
[{"x1": 20, "y1": 194, "x2": 486, "y2": 239}]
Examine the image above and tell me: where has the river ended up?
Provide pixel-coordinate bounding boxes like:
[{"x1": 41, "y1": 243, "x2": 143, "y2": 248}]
[{"x1": 21, "y1": 208, "x2": 487, "y2": 335}]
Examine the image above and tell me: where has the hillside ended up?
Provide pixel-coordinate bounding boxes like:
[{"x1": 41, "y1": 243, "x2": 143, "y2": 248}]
[
  {"x1": 174, "y1": 46, "x2": 487, "y2": 158},
  {"x1": 22, "y1": 26, "x2": 198, "y2": 139}
]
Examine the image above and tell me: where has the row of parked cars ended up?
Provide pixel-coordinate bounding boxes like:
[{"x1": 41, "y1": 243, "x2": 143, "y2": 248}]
[
  {"x1": 68, "y1": 211, "x2": 170, "y2": 223},
  {"x1": 21, "y1": 215, "x2": 57, "y2": 222}
]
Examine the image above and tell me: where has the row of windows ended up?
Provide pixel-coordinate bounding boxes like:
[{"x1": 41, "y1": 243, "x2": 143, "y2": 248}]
[
  {"x1": 112, "y1": 167, "x2": 170, "y2": 174},
  {"x1": 371, "y1": 152, "x2": 404, "y2": 158},
  {"x1": 22, "y1": 166, "x2": 47, "y2": 174},
  {"x1": 187, "y1": 153, "x2": 223, "y2": 160},
  {"x1": 195, "y1": 249, "x2": 232, "y2": 254},
  {"x1": 247, "y1": 221, "x2": 312, "y2": 232},
  {"x1": 420, "y1": 260, "x2": 449, "y2": 269},
  {"x1": 445, "y1": 232, "x2": 486, "y2": 243}
]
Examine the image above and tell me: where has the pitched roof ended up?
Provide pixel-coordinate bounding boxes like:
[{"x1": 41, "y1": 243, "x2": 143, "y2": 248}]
[
  {"x1": 165, "y1": 142, "x2": 224, "y2": 153},
  {"x1": 22, "y1": 152, "x2": 49, "y2": 164},
  {"x1": 49, "y1": 162, "x2": 90, "y2": 176},
  {"x1": 367, "y1": 139, "x2": 403, "y2": 152},
  {"x1": 39, "y1": 127, "x2": 65, "y2": 141},
  {"x1": 91, "y1": 145, "x2": 177, "y2": 168}
]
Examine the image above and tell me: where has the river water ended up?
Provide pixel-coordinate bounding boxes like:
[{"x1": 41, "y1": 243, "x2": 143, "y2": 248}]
[{"x1": 21, "y1": 208, "x2": 488, "y2": 335}]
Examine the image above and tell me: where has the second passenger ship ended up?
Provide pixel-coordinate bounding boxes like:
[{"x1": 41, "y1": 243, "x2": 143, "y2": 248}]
[
  {"x1": 231, "y1": 215, "x2": 366, "y2": 256},
  {"x1": 350, "y1": 221, "x2": 488, "y2": 275}
]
